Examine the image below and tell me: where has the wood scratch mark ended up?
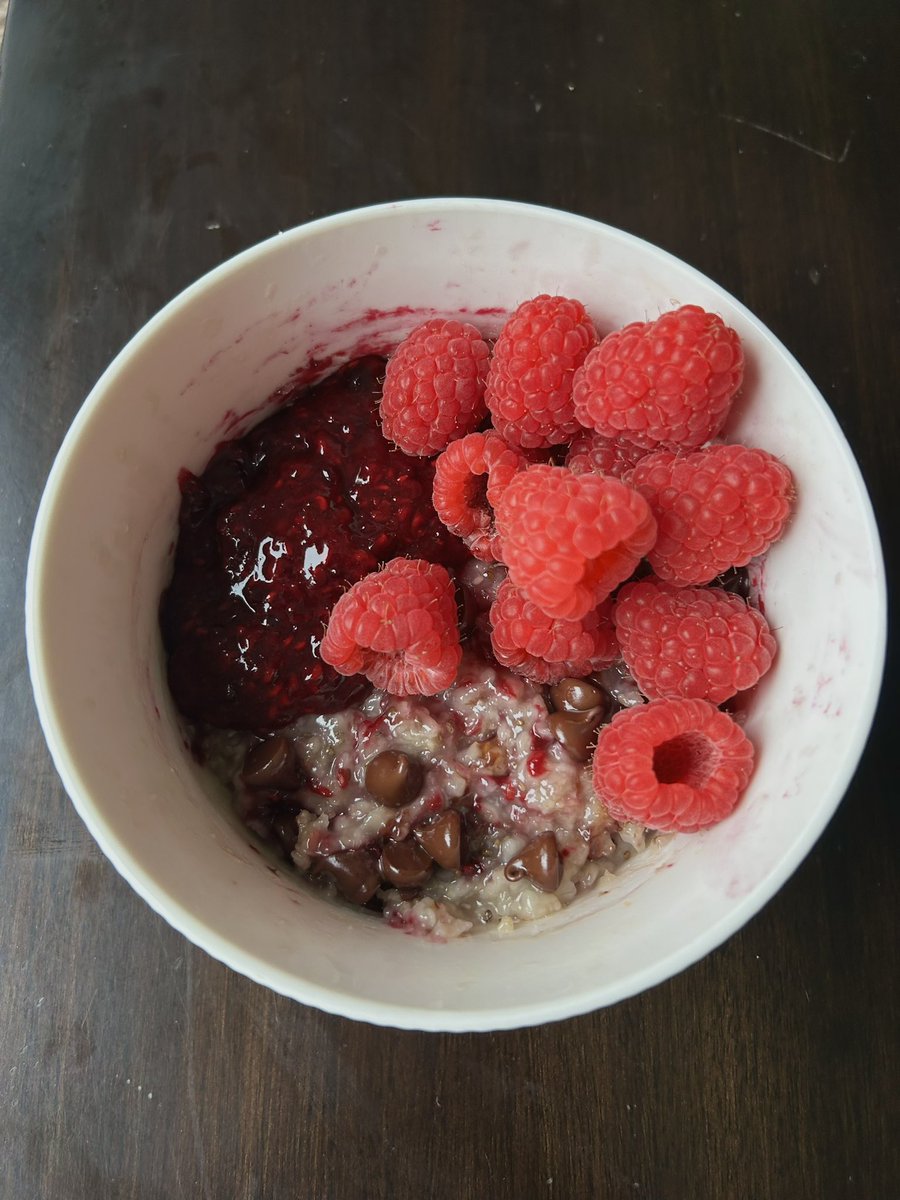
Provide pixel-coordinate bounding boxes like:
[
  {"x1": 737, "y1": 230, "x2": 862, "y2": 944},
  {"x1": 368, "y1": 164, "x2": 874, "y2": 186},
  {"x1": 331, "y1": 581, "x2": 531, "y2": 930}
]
[
  {"x1": 80, "y1": 986, "x2": 98, "y2": 1028},
  {"x1": 720, "y1": 113, "x2": 853, "y2": 163},
  {"x1": 379, "y1": 100, "x2": 429, "y2": 146}
]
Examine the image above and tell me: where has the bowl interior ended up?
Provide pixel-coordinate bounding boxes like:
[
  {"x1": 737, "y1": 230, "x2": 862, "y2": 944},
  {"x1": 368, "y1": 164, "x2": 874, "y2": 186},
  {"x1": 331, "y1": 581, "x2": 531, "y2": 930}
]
[{"x1": 26, "y1": 200, "x2": 886, "y2": 1031}]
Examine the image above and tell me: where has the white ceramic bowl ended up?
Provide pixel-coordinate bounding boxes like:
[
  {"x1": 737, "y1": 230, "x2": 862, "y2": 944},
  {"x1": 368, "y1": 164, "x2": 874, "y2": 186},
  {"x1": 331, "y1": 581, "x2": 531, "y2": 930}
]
[{"x1": 26, "y1": 199, "x2": 886, "y2": 1031}]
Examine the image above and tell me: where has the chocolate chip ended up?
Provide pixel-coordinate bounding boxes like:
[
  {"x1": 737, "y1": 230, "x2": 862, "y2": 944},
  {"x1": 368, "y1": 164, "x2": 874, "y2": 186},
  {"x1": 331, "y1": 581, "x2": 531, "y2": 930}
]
[
  {"x1": 471, "y1": 737, "x2": 508, "y2": 776},
  {"x1": 589, "y1": 830, "x2": 616, "y2": 860},
  {"x1": 235, "y1": 785, "x2": 276, "y2": 821},
  {"x1": 312, "y1": 850, "x2": 380, "y2": 905},
  {"x1": 504, "y1": 832, "x2": 563, "y2": 892},
  {"x1": 241, "y1": 735, "x2": 302, "y2": 789},
  {"x1": 379, "y1": 840, "x2": 434, "y2": 888},
  {"x1": 549, "y1": 707, "x2": 605, "y2": 762},
  {"x1": 456, "y1": 585, "x2": 479, "y2": 641},
  {"x1": 271, "y1": 814, "x2": 299, "y2": 857},
  {"x1": 549, "y1": 677, "x2": 606, "y2": 714},
  {"x1": 413, "y1": 809, "x2": 462, "y2": 870},
  {"x1": 364, "y1": 750, "x2": 424, "y2": 807}
]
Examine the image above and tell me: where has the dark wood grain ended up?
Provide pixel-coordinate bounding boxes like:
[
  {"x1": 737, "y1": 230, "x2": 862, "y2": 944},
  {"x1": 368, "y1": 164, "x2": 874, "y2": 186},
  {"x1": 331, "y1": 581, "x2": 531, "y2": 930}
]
[{"x1": 1, "y1": 1, "x2": 897, "y2": 1197}]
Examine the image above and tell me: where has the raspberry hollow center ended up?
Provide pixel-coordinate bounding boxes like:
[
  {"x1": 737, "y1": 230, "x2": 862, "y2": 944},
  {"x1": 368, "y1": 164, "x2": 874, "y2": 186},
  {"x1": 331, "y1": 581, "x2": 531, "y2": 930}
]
[
  {"x1": 466, "y1": 472, "x2": 490, "y2": 514},
  {"x1": 582, "y1": 550, "x2": 619, "y2": 589},
  {"x1": 652, "y1": 733, "x2": 715, "y2": 788}
]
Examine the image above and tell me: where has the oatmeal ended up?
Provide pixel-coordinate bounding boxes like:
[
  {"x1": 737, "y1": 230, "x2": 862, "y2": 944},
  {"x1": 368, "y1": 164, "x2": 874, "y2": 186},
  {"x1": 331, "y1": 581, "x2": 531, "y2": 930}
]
[{"x1": 200, "y1": 652, "x2": 647, "y2": 939}]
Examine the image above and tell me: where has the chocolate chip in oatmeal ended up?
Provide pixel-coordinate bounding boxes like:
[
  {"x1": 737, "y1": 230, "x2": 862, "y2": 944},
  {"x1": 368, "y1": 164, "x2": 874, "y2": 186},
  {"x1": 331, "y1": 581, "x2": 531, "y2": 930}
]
[
  {"x1": 504, "y1": 832, "x2": 563, "y2": 893},
  {"x1": 456, "y1": 583, "x2": 479, "y2": 641},
  {"x1": 396, "y1": 885, "x2": 424, "y2": 901},
  {"x1": 471, "y1": 737, "x2": 508, "y2": 776},
  {"x1": 271, "y1": 814, "x2": 299, "y2": 857},
  {"x1": 241, "y1": 735, "x2": 302, "y2": 789},
  {"x1": 311, "y1": 850, "x2": 380, "y2": 905},
  {"x1": 413, "y1": 809, "x2": 462, "y2": 871},
  {"x1": 364, "y1": 750, "x2": 424, "y2": 807},
  {"x1": 549, "y1": 677, "x2": 607, "y2": 715},
  {"x1": 379, "y1": 839, "x2": 434, "y2": 888},
  {"x1": 549, "y1": 707, "x2": 605, "y2": 762}
]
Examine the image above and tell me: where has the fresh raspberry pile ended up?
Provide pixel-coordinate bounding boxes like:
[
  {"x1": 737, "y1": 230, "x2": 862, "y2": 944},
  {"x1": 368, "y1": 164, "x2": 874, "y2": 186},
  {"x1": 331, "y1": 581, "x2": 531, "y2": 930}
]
[
  {"x1": 614, "y1": 578, "x2": 777, "y2": 705},
  {"x1": 629, "y1": 444, "x2": 794, "y2": 585},
  {"x1": 321, "y1": 558, "x2": 461, "y2": 695},
  {"x1": 316, "y1": 295, "x2": 796, "y2": 835},
  {"x1": 432, "y1": 431, "x2": 527, "y2": 562},
  {"x1": 485, "y1": 295, "x2": 597, "y2": 449},
  {"x1": 573, "y1": 305, "x2": 744, "y2": 450},
  {"x1": 592, "y1": 698, "x2": 755, "y2": 832},
  {"x1": 489, "y1": 578, "x2": 618, "y2": 684},
  {"x1": 380, "y1": 319, "x2": 490, "y2": 456},
  {"x1": 494, "y1": 464, "x2": 657, "y2": 620}
]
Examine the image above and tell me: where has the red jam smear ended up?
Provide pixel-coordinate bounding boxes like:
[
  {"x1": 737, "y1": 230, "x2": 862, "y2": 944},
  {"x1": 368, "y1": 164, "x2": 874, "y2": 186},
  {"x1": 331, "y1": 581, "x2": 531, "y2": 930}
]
[{"x1": 160, "y1": 356, "x2": 469, "y2": 732}]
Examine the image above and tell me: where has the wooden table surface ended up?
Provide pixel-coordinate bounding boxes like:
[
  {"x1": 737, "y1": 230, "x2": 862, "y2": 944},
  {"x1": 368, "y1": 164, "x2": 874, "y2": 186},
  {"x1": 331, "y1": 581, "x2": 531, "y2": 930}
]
[{"x1": 1, "y1": 2, "x2": 897, "y2": 1197}]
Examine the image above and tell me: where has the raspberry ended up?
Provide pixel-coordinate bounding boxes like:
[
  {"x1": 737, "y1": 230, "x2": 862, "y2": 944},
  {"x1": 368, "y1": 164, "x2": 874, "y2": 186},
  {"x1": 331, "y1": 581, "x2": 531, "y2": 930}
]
[
  {"x1": 489, "y1": 578, "x2": 618, "y2": 683},
  {"x1": 614, "y1": 578, "x2": 776, "y2": 705},
  {"x1": 485, "y1": 295, "x2": 597, "y2": 449},
  {"x1": 592, "y1": 698, "x2": 755, "y2": 832},
  {"x1": 629, "y1": 444, "x2": 794, "y2": 585},
  {"x1": 494, "y1": 464, "x2": 657, "y2": 621},
  {"x1": 380, "y1": 319, "x2": 490, "y2": 455},
  {"x1": 321, "y1": 558, "x2": 461, "y2": 695},
  {"x1": 432, "y1": 431, "x2": 527, "y2": 562},
  {"x1": 572, "y1": 305, "x2": 744, "y2": 450},
  {"x1": 565, "y1": 430, "x2": 648, "y2": 479}
]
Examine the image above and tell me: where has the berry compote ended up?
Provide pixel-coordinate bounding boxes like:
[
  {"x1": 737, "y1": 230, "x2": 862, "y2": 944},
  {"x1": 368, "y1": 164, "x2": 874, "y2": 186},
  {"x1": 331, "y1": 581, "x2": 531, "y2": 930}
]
[{"x1": 160, "y1": 357, "x2": 469, "y2": 732}]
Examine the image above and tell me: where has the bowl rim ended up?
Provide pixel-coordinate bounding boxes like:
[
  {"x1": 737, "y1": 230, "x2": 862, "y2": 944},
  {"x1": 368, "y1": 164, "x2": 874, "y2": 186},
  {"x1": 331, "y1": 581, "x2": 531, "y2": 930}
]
[{"x1": 25, "y1": 196, "x2": 888, "y2": 1031}]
